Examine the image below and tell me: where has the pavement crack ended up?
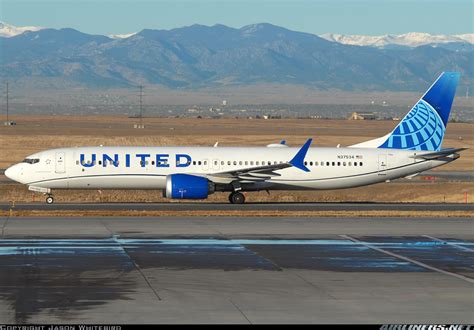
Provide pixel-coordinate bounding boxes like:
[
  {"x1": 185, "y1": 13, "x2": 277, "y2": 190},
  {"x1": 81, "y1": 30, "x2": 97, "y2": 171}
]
[
  {"x1": 193, "y1": 218, "x2": 225, "y2": 238},
  {"x1": 100, "y1": 219, "x2": 114, "y2": 237},
  {"x1": 242, "y1": 245, "x2": 282, "y2": 271},
  {"x1": 290, "y1": 272, "x2": 338, "y2": 300},
  {"x1": 229, "y1": 299, "x2": 251, "y2": 324},
  {"x1": 115, "y1": 238, "x2": 162, "y2": 301}
]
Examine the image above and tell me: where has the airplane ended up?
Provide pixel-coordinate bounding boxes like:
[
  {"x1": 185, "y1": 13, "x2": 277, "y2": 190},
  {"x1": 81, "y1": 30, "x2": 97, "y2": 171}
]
[{"x1": 4, "y1": 72, "x2": 466, "y2": 204}]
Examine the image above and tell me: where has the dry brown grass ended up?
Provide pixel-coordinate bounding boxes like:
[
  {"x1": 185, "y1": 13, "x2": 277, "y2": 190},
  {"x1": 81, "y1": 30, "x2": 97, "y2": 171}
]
[
  {"x1": 1, "y1": 115, "x2": 473, "y2": 170},
  {"x1": 2, "y1": 209, "x2": 473, "y2": 218}
]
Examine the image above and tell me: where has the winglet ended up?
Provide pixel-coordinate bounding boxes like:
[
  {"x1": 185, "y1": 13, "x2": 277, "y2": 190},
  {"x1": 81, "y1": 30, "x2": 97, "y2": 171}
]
[{"x1": 289, "y1": 138, "x2": 312, "y2": 172}]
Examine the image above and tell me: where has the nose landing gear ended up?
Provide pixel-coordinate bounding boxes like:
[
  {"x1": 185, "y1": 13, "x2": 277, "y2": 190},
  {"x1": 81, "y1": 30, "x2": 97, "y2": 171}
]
[
  {"x1": 45, "y1": 194, "x2": 54, "y2": 204},
  {"x1": 229, "y1": 191, "x2": 245, "y2": 204}
]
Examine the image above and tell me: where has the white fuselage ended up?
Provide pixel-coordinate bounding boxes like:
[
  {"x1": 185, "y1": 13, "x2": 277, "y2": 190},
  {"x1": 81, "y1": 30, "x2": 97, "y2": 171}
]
[{"x1": 6, "y1": 146, "x2": 456, "y2": 192}]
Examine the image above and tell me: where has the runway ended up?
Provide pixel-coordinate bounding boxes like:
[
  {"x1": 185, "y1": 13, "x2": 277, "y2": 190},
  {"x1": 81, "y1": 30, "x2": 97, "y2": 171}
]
[
  {"x1": 1, "y1": 201, "x2": 473, "y2": 212},
  {"x1": 0, "y1": 216, "x2": 473, "y2": 323}
]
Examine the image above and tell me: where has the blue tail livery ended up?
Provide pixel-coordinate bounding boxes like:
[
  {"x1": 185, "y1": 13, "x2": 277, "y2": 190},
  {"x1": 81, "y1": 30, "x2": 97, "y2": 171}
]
[{"x1": 351, "y1": 72, "x2": 460, "y2": 151}]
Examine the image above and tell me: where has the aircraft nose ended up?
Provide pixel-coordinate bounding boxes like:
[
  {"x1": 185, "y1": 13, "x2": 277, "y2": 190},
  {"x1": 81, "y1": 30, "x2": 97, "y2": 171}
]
[{"x1": 5, "y1": 164, "x2": 22, "y2": 183}]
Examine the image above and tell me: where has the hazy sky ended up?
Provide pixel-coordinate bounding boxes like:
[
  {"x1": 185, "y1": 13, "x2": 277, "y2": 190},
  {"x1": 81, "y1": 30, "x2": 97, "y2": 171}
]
[{"x1": 1, "y1": 0, "x2": 473, "y2": 36}]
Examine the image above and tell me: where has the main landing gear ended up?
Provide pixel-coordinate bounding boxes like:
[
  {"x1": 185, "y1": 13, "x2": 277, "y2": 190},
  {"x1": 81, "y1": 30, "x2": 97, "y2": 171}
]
[
  {"x1": 229, "y1": 191, "x2": 245, "y2": 204},
  {"x1": 45, "y1": 194, "x2": 54, "y2": 204}
]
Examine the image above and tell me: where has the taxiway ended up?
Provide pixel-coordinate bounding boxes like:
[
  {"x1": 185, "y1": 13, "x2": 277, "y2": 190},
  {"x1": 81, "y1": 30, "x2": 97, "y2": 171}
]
[{"x1": 0, "y1": 216, "x2": 472, "y2": 323}]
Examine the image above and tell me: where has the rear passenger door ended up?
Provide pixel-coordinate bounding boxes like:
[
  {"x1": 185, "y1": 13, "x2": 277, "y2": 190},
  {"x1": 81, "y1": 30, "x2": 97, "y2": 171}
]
[{"x1": 378, "y1": 154, "x2": 387, "y2": 175}]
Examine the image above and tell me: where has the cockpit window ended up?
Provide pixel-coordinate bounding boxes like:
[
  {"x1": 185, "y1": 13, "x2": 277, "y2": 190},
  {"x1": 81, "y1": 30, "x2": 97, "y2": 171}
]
[{"x1": 22, "y1": 158, "x2": 40, "y2": 164}]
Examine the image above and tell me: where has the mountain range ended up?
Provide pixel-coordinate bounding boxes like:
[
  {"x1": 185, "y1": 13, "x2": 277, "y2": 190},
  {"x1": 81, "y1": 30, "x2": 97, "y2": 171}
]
[{"x1": 1, "y1": 21, "x2": 473, "y2": 91}]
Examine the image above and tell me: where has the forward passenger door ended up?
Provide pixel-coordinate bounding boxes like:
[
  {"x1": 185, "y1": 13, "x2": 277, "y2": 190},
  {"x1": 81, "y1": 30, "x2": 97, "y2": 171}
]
[{"x1": 55, "y1": 152, "x2": 66, "y2": 174}]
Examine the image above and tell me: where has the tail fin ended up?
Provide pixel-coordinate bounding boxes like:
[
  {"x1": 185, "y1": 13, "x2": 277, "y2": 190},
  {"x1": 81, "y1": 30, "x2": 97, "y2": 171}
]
[{"x1": 350, "y1": 72, "x2": 460, "y2": 151}]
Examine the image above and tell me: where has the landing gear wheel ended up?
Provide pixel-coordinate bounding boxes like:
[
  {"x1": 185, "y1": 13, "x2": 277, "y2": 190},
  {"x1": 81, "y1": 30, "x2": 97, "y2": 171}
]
[
  {"x1": 46, "y1": 195, "x2": 54, "y2": 204},
  {"x1": 229, "y1": 192, "x2": 245, "y2": 204}
]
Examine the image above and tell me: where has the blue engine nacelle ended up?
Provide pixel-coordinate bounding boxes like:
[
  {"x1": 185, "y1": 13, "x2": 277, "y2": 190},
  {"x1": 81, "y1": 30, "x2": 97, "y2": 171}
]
[{"x1": 164, "y1": 174, "x2": 214, "y2": 199}]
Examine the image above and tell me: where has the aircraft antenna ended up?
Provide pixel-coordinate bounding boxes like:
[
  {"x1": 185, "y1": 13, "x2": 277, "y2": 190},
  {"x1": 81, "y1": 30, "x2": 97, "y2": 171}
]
[
  {"x1": 139, "y1": 85, "x2": 143, "y2": 128},
  {"x1": 6, "y1": 82, "x2": 8, "y2": 123},
  {"x1": 3, "y1": 81, "x2": 15, "y2": 125}
]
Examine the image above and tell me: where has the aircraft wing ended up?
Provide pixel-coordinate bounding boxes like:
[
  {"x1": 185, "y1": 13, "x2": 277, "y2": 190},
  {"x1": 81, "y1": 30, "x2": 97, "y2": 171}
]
[
  {"x1": 204, "y1": 138, "x2": 313, "y2": 184},
  {"x1": 206, "y1": 162, "x2": 293, "y2": 183}
]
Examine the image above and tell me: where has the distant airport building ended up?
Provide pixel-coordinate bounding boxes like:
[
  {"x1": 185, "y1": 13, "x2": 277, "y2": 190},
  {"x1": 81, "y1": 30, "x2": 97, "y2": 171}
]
[{"x1": 349, "y1": 112, "x2": 378, "y2": 120}]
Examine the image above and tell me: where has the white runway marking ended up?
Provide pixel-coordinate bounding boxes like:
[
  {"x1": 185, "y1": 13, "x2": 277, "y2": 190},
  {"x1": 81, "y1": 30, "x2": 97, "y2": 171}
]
[{"x1": 340, "y1": 235, "x2": 474, "y2": 284}]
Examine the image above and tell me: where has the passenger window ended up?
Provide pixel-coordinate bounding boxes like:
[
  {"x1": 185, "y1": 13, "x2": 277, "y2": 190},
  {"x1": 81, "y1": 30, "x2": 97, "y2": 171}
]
[
  {"x1": 233, "y1": 161, "x2": 237, "y2": 165},
  {"x1": 360, "y1": 162, "x2": 363, "y2": 166},
  {"x1": 250, "y1": 161, "x2": 254, "y2": 166},
  {"x1": 343, "y1": 162, "x2": 346, "y2": 166},
  {"x1": 76, "y1": 160, "x2": 79, "y2": 165},
  {"x1": 354, "y1": 162, "x2": 357, "y2": 166},
  {"x1": 221, "y1": 161, "x2": 224, "y2": 165},
  {"x1": 239, "y1": 161, "x2": 242, "y2": 165},
  {"x1": 310, "y1": 161, "x2": 313, "y2": 166},
  {"x1": 256, "y1": 161, "x2": 259, "y2": 165},
  {"x1": 332, "y1": 162, "x2": 335, "y2": 166},
  {"x1": 348, "y1": 162, "x2": 352, "y2": 166},
  {"x1": 315, "y1": 161, "x2": 318, "y2": 166},
  {"x1": 304, "y1": 161, "x2": 308, "y2": 166},
  {"x1": 98, "y1": 160, "x2": 102, "y2": 165},
  {"x1": 198, "y1": 161, "x2": 202, "y2": 165},
  {"x1": 337, "y1": 162, "x2": 340, "y2": 166},
  {"x1": 227, "y1": 161, "x2": 231, "y2": 165},
  {"x1": 193, "y1": 161, "x2": 196, "y2": 165},
  {"x1": 245, "y1": 161, "x2": 248, "y2": 166},
  {"x1": 326, "y1": 162, "x2": 330, "y2": 166}
]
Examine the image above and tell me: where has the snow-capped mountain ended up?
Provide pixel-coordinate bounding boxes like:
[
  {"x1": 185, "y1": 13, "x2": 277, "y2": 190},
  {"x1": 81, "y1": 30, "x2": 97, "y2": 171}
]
[
  {"x1": 108, "y1": 32, "x2": 137, "y2": 39},
  {"x1": 320, "y1": 32, "x2": 474, "y2": 48},
  {"x1": 0, "y1": 21, "x2": 45, "y2": 37}
]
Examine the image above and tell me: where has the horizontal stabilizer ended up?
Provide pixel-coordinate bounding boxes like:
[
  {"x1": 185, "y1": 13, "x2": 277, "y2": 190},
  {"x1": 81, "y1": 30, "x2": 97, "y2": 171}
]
[{"x1": 411, "y1": 147, "x2": 468, "y2": 160}]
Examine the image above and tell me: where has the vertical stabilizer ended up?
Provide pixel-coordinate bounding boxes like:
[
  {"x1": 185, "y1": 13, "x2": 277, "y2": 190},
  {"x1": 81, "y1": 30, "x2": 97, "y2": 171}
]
[{"x1": 350, "y1": 72, "x2": 460, "y2": 151}]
